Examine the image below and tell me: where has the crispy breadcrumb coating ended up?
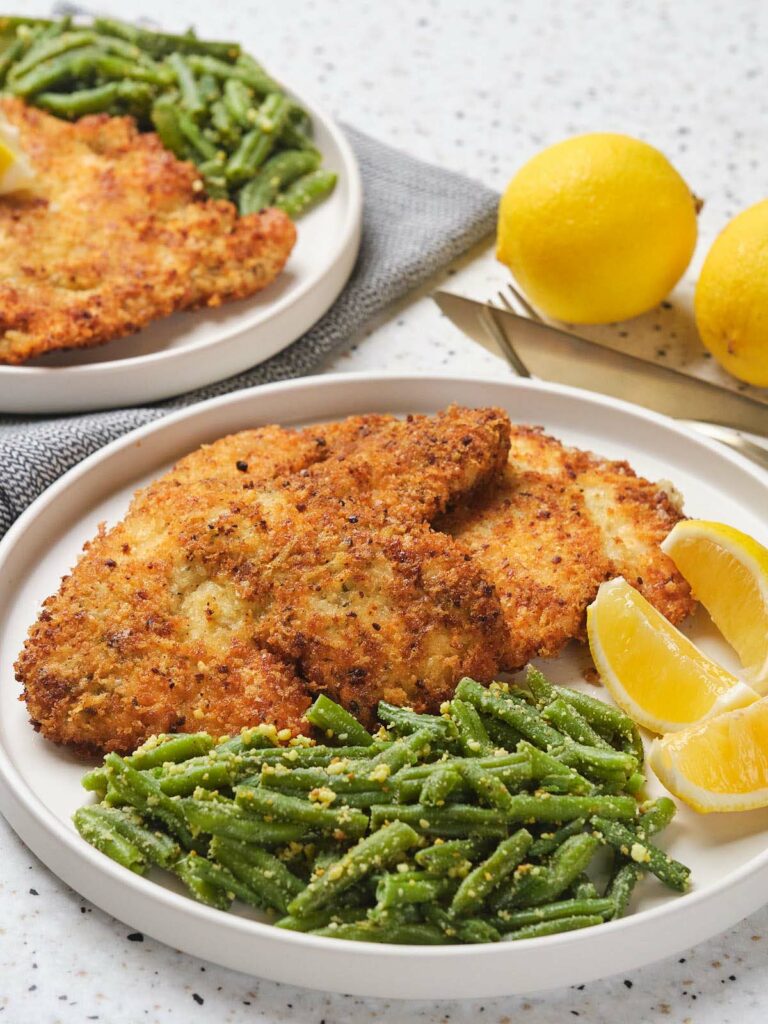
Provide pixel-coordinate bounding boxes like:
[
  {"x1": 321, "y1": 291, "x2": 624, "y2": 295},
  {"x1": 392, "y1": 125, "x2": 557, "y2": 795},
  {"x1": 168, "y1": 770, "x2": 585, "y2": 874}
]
[{"x1": 0, "y1": 98, "x2": 295, "y2": 363}]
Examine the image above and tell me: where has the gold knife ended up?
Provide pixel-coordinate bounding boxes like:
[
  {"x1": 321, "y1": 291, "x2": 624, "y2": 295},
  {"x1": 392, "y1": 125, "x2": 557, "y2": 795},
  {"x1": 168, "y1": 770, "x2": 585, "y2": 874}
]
[{"x1": 433, "y1": 290, "x2": 768, "y2": 440}]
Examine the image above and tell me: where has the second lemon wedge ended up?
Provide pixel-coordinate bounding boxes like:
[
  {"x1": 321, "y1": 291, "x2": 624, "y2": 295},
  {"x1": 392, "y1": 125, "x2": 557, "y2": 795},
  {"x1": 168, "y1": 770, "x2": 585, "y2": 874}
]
[
  {"x1": 661, "y1": 520, "x2": 768, "y2": 686},
  {"x1": 587, "y1": 577, "x2": 757, "y2": 734},
  {"x1": 650, "y1": 697, "x2": 768, "y2": 812}
]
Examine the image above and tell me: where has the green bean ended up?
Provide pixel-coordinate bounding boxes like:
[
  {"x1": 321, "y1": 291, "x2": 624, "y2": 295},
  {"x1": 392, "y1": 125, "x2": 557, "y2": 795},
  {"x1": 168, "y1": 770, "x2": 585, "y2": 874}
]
[
  {"x1": 275, "y1": 906, "x2": 367, "y2": 932},
  {"x1": 81, "y1": 766, "x2": 109, "y2": 796},
  {"x1": 626, "y1": 771, "x2": 646, "y2": 795},
  {"x1": 215, "y1": 725, "x2": 281, "y2": 754},
  {"x1": 451, "y1": 829, "x2": 532, "y2": 915},
  {"x1": 607, "y1": 861, "x2": 641, "y2": 918},
  {"x1": 183, "y1": 851, "x2": 274, "y2": 908},
  {"x1": 496, "y1": 896, "x2": 614, "y2": 931},
  {"x1": 128, "y1": 732, "x2": 214, "y2": 771},
  {"x1": 235, "y1": 786, "x2": 369, "y2": 838},
  {"x1": 151, "y1": 100, "x2": 189, "y2": 159},
  {"x1": 395, "y1": 751, "x2": 529, "y2": 783},
  {"x1": 421, "y1": 903, "x2": 500, "y2": 942},
  {"x1": 210, "y1": 98, "x2": 240, "y2": 142},
  {"x1": 279, "y1": 119, "x2": 319, "y2": 153},
  {"x1": 182, "y1": 796, "x2": 308, "y2": 843},
  {"x1": 498, "y1": 834, "x2": 600, "y2": 910},
  {"x1": 0, "y1": 17, "x2": 53, "y2": 36},
  {"x1": 415, "y1": 838, "x2": 491, "y2": 875},
  {"x1": 375, "y1": 871, "x2": 455, "y2": 908},
  {"x1": 259, "y1": 764, "x2": 387, "y2": 796},
  {"x1": 590, "y1": 817, "x2": 690, "y2": 892},
  {"x1": 555, "y1": 743, "x2": 638, "y2": 779},
  {"x1": 556, "y1": 686, "x2": 637, "y2": 744},
  {"x1": 528, "y1": 818, "x2": 587, "y2": 858},
  {"x1": 377, "y1": 701, "x2": 456, "y2": 743},
  {"x1": 35, "y1": 81, "x2": 156, "y2": 119},
  {"x1": 450, "y1": 698, "x2": 494, "y2": 756},
  {"x1": 518, "y1": 742, "x2": 593, "y2": 795},
  {"x1": 73, "y1": 806, "x2": 146, "y2": 875},
  {"x1": 376, "y1": 793, "x2": 635, "y2": 833},
  {"x1": 459, "y1": 761, "x2": 516, "y2": 811},
  {"x1": 173, "y1": 853, "x2": 232, "y2": 909},
  {"x1": 223, "y1": 77, "x2": 255, "y2": 128},
  {"x1": 210, "y1": 837, "x2": 303, "y2": 913},
  {"x1": 366, "y1": 728, "x2": 434, "y2": 774},
  {"x1": 6, "y1": 28, "x2": 93, "y2": 81},
  {"x1": 198, "y1": 72, "x2": 219, "y2": 103},
  {"x1": 637, "y1": 797, "x2": 676, "y2": 838},
  {"x1": 288, "y1": 821, "x2": 420, "y2": 917},
  {"x1": 370, "y1": 803, "x2": 508, "y2": 838},
  {"x1": 542, "y1": 699, "x2": 613, "y2": 749},
  {"x1": 226, "y1": 92, "x2": 292, "y2": 183},
  {"x1": 236, "y1": 53, "x2": 282, "y2": 94},
  {"x1": 167, "y1": 52, "x2": 204, "y2": 116},
  {"x1": 276, "y1": 170, "x2": 338, "y2": 218},
  {"x1": 104, "y1": 754, "x2": 200, "y2": 851},
  {"x1": 93, "y1": 18, "x2": 240, "y2": 62},
  {"x1": 454, "y1": 918, "x2": 501, "y2": 943},
  {"x1": 313, "y1": 921, "x2": 449, "y2": 944},
  {"x1": 478, "y1": 712, "x2": 523, "y2": 752},
  {"x1": 503, "y1": 914, "x2": 604, "y2": 941},
  {"x1": 158, "y1": 751, "x2": 242, "y2": 797},
  {"x1": 455, "y1": 678, "x2": 563, "y2": 751},
  {"x1": 572, "y1": 874, "x2": 600, "y2": 900},
  {"x1": 525, "y1": 666, "x2": 557, "y2": 708},
  {"x1": 306, "y1": 694, "x2": 374, "y2": 747},
  {"x1": 0, "y1": 34, "x2": 27, "y2": 86},
  {"x1": 177, "y1": 111, "x2": 218, "y2": 160},
  {"x1": 419, "y1": 765, "x2": 462, "y2": 807},
  {"x1": 186, "y1": 53, "x2": 276, "y2": 93},
  {"x1": 84, "y1": 805, "x2": 180, "y2": 869}
]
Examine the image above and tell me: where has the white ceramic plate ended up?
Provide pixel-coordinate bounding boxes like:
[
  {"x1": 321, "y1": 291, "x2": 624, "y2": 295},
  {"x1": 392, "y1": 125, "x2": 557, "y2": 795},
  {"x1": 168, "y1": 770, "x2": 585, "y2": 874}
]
[
  {"x1": 0, "y1": 90, "x2": 362, "y2": 415},
  {"x1": 1, "y1": 373, "x2": 767, "y2": 1000}
]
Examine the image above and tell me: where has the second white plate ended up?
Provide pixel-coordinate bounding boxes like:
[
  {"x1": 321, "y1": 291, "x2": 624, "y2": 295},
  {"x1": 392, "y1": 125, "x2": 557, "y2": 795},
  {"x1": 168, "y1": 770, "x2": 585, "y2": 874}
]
[
  {"x1": 0, "y1": 86, "x2": 362, "y2": 415},
  {"x1": 1, "y1": 373, "x2": 767, "y2": 999}
]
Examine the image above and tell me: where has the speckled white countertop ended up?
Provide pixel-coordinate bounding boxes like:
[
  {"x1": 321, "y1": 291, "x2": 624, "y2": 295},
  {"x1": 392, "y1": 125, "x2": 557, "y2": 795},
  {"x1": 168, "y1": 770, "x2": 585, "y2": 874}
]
[{"x1": 2, "y1": 0, "x2": 768, "y2": 1020}]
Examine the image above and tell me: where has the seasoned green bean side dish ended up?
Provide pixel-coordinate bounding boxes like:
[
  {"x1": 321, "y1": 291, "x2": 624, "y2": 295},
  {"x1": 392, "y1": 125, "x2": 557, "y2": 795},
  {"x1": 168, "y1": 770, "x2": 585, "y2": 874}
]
[
  {"x1": 0, "y1": 15, "x2": 336, "y2": 215},
  {"x1": 74, "y1": 669, "x2": 691, "y2": 944}
]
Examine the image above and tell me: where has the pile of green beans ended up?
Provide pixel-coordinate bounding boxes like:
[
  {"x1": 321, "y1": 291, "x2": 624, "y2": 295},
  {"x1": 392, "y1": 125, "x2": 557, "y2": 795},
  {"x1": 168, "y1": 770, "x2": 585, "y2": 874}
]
[
  {"x1": 74, "y1": 669, "x2": 691, "y2": 944},
  {"x1": 0, "y1": 15, "x2": 336, "y2": 216}
]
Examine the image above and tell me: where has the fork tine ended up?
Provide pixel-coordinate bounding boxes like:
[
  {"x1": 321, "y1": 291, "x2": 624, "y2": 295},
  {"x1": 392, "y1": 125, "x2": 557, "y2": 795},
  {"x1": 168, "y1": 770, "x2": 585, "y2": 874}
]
[{"x1": 506, "y1": 281, "x2": 544, "y2": 322}]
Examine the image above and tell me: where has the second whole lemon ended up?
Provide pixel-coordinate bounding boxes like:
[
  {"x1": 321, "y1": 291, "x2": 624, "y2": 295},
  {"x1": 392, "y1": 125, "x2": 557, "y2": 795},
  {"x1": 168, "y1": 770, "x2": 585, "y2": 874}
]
[
  {"x1": 497, "y1": 133, "x2": 699, "y2": 323},
  {"x1": 694, "y1": 200, "x2": 768, "y2": 387}
]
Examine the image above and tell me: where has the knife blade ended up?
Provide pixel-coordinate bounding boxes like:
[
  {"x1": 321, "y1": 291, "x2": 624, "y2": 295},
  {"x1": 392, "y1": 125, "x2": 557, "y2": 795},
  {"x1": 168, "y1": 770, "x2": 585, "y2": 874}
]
[{"x1": 434, "y1": 290, "x2": 768, "y2": 438}]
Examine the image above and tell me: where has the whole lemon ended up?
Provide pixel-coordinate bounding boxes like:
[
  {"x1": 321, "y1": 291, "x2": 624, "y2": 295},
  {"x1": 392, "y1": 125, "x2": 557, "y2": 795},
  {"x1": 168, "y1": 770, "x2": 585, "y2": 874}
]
[
  {"x1": 497, "y1": 133, "x2": 699, "y2": 323},
  {"x1": 695, "y1": 200, "x2": 768, "y2": 387}
]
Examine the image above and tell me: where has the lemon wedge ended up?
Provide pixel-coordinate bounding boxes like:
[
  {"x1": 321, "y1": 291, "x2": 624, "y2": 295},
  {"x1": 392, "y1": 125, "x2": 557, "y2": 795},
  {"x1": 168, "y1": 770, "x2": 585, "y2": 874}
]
[
  {"x1": 0, "y1": 116, "x2": 35, "y2": 195},
  {"x1": 649, "y1": 697, "x2": 768, "y2": 812},
  {"x1": 661, "y1": 520, "x2": 768, "y2": 686},
  {"x1": 587, "y1": 577, "x2": 757, "y2": 734}
]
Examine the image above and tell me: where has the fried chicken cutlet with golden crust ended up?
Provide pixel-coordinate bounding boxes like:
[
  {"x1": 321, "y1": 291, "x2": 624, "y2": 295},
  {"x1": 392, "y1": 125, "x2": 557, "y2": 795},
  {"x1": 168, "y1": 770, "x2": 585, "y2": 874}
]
[
  {"x1": 0, "y1": 98, "x2": 296, "y2": 364},
  {"x1": 18, "y1": 408, "x2": 511, "y2": 753},
  {"x1": 440, "y1": 425, "x2": 695, "y2": 668}
]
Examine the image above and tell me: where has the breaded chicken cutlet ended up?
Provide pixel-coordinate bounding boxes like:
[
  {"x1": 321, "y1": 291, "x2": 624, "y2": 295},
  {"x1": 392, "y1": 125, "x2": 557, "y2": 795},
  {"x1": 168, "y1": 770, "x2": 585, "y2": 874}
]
[
  {"x1": 0, "y1": 98, "x2": 296, "y2": 364},
  {"x1": 440, "y1": 425, "x2": 695, "y2": 667},
  {"x1": 18, "y1": 407, "x2": 512, "y2": 753}
]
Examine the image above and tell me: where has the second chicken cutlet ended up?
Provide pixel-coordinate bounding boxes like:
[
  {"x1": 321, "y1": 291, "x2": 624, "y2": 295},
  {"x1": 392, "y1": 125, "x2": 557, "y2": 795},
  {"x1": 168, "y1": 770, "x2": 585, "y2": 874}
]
[
  {"x1": 18, "y1": 407, "x2": 511, "y2": 753},
  {"x1": 0, "y1": 98, "x2": 296, "y2": 363},
  {"x1": 441, "y1": 425, "x2": 695, "y2": 668}
]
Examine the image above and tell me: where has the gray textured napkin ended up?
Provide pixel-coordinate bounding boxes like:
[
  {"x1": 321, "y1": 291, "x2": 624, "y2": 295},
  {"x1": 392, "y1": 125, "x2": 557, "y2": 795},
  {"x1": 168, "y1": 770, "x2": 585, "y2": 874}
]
[{"x1": 0, "y1": 127, "x2": 498, "y2": 537}]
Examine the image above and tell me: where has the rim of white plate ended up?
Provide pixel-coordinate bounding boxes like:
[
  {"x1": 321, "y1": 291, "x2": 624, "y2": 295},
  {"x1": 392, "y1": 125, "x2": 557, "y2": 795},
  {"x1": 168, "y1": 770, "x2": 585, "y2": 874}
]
[
  {"x1": 0, "y1": 84, "x2": 362, "y2": 380},
  {"x1": 1, "y1": 372, "x2": 766, "y2": 977}
]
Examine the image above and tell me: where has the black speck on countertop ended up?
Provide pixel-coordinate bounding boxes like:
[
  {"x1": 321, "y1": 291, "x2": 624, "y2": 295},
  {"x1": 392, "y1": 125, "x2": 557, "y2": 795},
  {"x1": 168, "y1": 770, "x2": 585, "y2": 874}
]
[
  {"x1": 192, "y1": 993, "x2": 204, "y2": 1005},
  {"x1": 126, "y1": 932, "x2": 143, "y2": 942}
]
